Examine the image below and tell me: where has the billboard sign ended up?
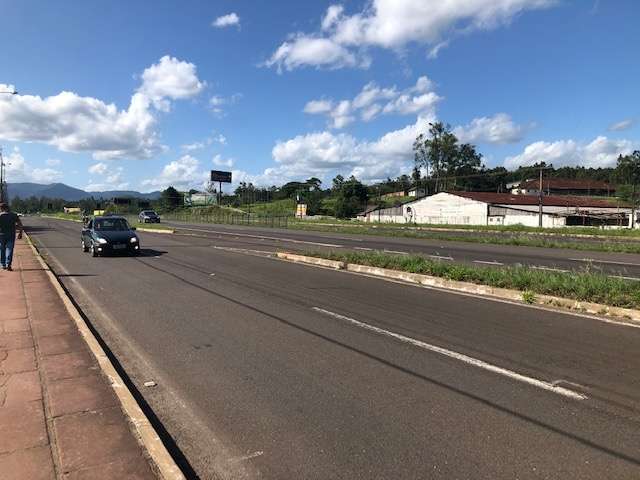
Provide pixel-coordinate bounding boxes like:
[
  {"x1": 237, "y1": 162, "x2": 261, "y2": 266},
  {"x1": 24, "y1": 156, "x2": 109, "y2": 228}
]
[{"x1": 211, "y1": 170, "x2": 232, "y2": 183}]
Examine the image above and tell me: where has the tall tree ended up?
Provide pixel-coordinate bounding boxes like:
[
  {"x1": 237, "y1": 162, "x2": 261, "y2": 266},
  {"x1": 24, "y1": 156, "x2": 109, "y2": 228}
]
[{"x1": 616, "y1": 151, "x2": 640, "y2": 227}]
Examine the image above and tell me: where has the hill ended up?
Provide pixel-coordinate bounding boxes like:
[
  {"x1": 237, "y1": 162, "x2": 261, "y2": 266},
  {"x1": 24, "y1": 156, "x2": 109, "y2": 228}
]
[{"x1": 6, "y1": 183, "x2": 161, "y2": 201}]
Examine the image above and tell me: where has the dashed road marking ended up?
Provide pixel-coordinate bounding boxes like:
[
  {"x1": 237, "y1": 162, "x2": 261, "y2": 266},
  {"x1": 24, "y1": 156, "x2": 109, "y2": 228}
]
[
  {"x1": 312, "y1": 307, "x2": 587, "y2": 401},
  {"x1": 569, "y1": 258, "x2": 640, "y2": 267},
  {"x1": 429, "y1": 255, "x2": 453, "y2": 261},
  {"x1": 531, "y1": 265, "x2": 569, "y2": 273},
  {"x1": 473, "y1": 260, "x2": 504, "y2": 266},
  {"x1": 384, "y1": 249, "x2": 409, "y2": 255}
]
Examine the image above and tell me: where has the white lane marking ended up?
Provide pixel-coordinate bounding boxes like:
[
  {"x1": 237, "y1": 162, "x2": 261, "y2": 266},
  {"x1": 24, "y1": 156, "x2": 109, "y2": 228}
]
[
  {"x1": 231, "y1": 451, "x2": 264, "y2": 464},
  {"x1": 173, "y1": 226, "x2": 343, "y2": 248},
  {"x1": 569, "y1": 258, "x2": 640, "y2": 267},
  {"x1": 608, "y1": 275, "x2": 640, "y2": 281},
  {"x1": 429, "y1": 255, "x2": 453, "y2": 261},
  {"x1": 354, "y1": 247, "x2": 373, "y2": 251},
  {"x1": 531, "y1": 266, "x2": 569, "y2": 273},
  {"x1": 384, "y1": 249, "x2": 409, "y2": 255},
  {"x1": 210, "y1": 273, "x2": 216, "y2": 276},
  {"x1": 473, "y1": 260, "x2": 504, "y2": 266},
  {"x1": 312, "y1": 307, "x2": 587, "y2": 401}
]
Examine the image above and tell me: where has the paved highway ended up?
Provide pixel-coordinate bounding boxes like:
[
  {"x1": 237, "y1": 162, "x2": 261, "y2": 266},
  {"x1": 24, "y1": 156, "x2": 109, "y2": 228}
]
[
  {"x1": 24, "y1": 217, "x2": 640, "y2": 479},
  {"x1": 162, "y1": 219, "x2": 640, "y2": 279}
]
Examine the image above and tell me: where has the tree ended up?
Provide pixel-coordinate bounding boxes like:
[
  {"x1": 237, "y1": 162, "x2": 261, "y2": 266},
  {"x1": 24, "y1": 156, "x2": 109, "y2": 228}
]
[
  {"x1": 160, "y1": 186, "x2": 182, "y2": 210},
  {"x1": 305, "y1": 177, "x2": 322, "y2": 191},
  {"x1": 334, "y1": 176, "x2": 368, "y2": 218},
  {"x1": 331, "y1": 175, "x2": 345, "y2": 192},
  {"x1": 616, "y1": 151, "x2": 640, "y2": 227}
]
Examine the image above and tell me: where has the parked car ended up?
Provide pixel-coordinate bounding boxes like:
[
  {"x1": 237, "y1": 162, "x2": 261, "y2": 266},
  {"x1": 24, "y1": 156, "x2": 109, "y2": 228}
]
[
  {"x1": 138, "y1": 210, "x2": 161, "y2": 223},
  {"x1": 81, "y1": 216, "x2": 140, "y2": 257}
]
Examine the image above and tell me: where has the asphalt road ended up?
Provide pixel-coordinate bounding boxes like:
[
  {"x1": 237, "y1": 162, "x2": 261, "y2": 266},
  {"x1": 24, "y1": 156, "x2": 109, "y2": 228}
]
[
  {"x1": 162, "y1": 219, "x2": 640, "y2": 279},
  {"x1": 24, "y1": 217, "x2": 640, "y2": 479}
]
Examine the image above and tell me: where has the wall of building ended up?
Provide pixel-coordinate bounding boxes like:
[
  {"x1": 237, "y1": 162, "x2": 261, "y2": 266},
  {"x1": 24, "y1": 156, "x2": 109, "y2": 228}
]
[{"x1": 405, "y1": 192, "x2": 488, "y2": 225}]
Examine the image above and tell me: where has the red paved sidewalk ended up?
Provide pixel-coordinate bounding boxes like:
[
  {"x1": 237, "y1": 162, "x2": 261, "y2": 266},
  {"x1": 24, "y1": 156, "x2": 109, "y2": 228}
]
[{"x1": 0, "y1": 239, "x2": 157, "y2": 479}]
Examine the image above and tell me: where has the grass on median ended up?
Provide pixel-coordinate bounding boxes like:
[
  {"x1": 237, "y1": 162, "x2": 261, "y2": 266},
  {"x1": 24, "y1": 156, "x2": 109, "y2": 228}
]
[
  {"x1": 303, "y1": 250, "x2": 640, "y2": 309},
  {"x1": 289, "y1": 222, "x2": 640, "y2": 255}
]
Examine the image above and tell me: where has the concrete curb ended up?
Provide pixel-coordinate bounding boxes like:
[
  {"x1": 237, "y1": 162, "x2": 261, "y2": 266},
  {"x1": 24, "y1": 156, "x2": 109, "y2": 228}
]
[
  {"x1": 24, "y1": 234, "x2": 186, "y2": 480},
  {"x1": 276, "y1": 252, "x2": 640, "y2": 326},
  {"x1": 136, "y1": 227, "x2": 175, "y2": 234}
]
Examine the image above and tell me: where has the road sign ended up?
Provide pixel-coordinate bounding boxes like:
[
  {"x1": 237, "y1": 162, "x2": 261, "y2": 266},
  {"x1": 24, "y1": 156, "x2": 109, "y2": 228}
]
[{"x1": 211, "y1": 170, "x2": 232, "y2": 183}]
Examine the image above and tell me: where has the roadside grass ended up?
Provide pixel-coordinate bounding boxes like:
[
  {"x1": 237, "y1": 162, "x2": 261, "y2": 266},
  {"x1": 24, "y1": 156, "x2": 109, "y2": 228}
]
[
  {"x1": 289, "y1": 222, "x2": 640, "y2": 254},
  {"x1": 304, "y1": 250, "x2": 640, "y2": 309}
]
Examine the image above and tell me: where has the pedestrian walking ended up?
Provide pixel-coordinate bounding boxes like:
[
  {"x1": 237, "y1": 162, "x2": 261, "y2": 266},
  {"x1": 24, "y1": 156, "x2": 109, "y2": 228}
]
[{"x1": 0, "y1": 202, "x2": 23, "y2": 271}]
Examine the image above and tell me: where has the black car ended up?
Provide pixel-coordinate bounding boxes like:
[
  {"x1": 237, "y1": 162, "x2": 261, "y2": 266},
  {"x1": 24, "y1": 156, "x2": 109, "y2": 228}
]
[
  {"x1": 138, "y1": 210, "x2": 161, "y2": 223},
  {"x1": 81, "y1": 216, "x2": 140, "y2": 257}
]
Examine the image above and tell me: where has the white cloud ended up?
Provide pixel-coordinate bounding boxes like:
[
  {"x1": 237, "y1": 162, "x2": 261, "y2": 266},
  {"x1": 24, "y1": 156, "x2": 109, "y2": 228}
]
[
  {"x1": 454, "y1": 113, "x2": 526, "y2": 144},
  {"x1": 322, "y1": 5, "x2": 344, "y2": 31},
  {"x1": 212, "y1": 154, "x2": 234, "y2": 168},
  {"x1": 209, "y1": 94, "x2": 241, "y2": 116},
  {"x1": 608, "y1": 119, "x2": 634, "y2": 132},
  {"x1": 86, "y1": 162, "x2": 129, "y2": 191},
  {"x1": 212, "y1": 13, "x2": 240, "y2": 28},
  {"x1": 304, "y1": 76, "x2": 440, "y2": 129},
  {"x1": 181, "y1": 133, "x2": 227, "y2": 152},
  {"x1": 265, "y1": 35, "x2": 369, "y2": 72},
  {"x1": 504, "y1": 136, "x2": 635, "y2": 169},
  {"x1": 4, "y1": 148, "x2": 62, "y2": 184},
  {"x1": 236, "y1": 114, "x2": 434, "y2": 186},
  {"x1": 138, "y1": 55, "x2": 206, "y2": 112},
  {"x1": 303, "y1": 99, "x2": 334, "y2": 114},
  {"x1": 45, "y1": 158, "x2": 61, "y2": 167},
  {"x1": 0, "y1": 56, "x2": 205, "y2": 160},
  {"x1": 141, "y1": 155, "x2": 209, "y2": 190},
  {"x1": 266, "y1": 0, "x2": 555, "y2": 71},
  {"x1": 88, "y1": 162, "x2": 108, "y2": 175}
]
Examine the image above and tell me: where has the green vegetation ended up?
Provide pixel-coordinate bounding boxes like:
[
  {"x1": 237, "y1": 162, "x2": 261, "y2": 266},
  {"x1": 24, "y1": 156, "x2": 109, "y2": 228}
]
[
  {"x1": 303, "y1": 250, "x2": 640, "y2": 309},
  {"x1": 288, "y1": 221, "x2": 640, "y2": 254}
]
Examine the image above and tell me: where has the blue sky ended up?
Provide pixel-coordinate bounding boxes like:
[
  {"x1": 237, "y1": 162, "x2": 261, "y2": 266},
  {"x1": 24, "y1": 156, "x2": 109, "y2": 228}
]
[{"x1": 0, "y1": 0, "x2": 638, "y2": 193}]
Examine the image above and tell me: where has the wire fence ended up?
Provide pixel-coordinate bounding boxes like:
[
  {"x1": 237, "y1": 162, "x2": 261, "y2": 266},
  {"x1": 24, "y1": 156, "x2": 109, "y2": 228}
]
[{"x1": 154, "y1": 212, "x2": 289, "y2": 229}]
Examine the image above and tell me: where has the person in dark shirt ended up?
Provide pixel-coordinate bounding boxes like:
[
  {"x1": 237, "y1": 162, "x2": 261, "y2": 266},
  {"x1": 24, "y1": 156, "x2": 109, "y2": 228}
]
[{"x1": 0, "y1": 203, "x2": 23, "y2": 271}]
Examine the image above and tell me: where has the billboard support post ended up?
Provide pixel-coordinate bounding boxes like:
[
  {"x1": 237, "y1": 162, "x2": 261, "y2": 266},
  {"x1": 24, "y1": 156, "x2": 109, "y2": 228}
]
[{"x1": 210, "y1": 170, "x2": 232, "y2": 206}]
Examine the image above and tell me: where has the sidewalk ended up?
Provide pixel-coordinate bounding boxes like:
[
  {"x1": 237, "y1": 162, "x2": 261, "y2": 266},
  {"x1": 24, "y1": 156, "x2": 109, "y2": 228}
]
[{"x1": 0, "y1": 239, "x2": 157, "y2": 479}]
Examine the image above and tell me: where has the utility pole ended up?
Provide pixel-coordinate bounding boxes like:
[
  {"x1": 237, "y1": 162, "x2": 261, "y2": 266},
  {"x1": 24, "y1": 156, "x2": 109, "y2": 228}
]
[
  {"x1": 0, "y1": 147, "x2": 6, "y2": 204},
  {"x1": 538, "y1": 167, "x2": 543, "y2": 228}
]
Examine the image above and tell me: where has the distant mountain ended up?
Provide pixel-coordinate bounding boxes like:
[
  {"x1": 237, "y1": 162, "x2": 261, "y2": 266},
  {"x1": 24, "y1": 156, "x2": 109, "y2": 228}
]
[{"x1": 7, "y1": 183, "x2": 161, "y2": 201}]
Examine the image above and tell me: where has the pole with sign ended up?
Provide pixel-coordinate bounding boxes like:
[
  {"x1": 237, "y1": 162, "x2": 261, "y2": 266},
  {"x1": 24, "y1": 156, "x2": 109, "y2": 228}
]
[{"x1": 211, "y1": 170, "x2": 232, "y2": 205}]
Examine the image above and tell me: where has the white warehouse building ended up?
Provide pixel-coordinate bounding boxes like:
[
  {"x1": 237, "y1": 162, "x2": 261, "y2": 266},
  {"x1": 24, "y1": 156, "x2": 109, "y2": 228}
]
[{"x1": 358, "y1": 192, "x2": 634, "y2": 228}]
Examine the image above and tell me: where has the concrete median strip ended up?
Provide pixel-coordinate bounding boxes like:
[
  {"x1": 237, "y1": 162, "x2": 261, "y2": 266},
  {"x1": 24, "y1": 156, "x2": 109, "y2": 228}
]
[
  {"x1": 277, "y1": 252, "x2": 640, "y2": 327},
  {"x1": 24, "y1": 234, "x2": 186, "y2": 480}
]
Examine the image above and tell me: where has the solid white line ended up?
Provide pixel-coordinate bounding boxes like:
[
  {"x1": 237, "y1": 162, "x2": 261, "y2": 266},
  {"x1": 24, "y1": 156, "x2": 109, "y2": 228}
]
[
  {"x1": 569, "y1": 258, "x2": 640, "y2": 267},
  {"x1": 429, "y1": 255, "x2": 453, "y2": 261},
  {"x1": 473, "y1": 260, "x2": 504, "y2": 266},
  {"x1": 354, "y1": 247, "x2": 373, "y2": 251},
  {"x1": 531, "y1": 265, "x2": 569, "y2": 273},
  {"x1": 173, "y1": 226, "x2": 343, "y2": 248},
  {"x1": 384, "y1": 249, "x2": 409, "y2": 255},
  {"x1": 608, "y1": 275, "x2": 640, "y2": 281},
  {"x1": 311, "y1": 307, "x2": 587, "y2": 401}
]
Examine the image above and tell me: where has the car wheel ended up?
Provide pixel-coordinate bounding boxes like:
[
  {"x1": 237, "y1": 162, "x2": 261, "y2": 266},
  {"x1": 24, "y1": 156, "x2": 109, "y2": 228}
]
[
  {"x1": 82, "y1": 239, "x2": 89, "y2": 252},
  {"x1": 90, "y1": 242, "x2": 98, "y2": 257}
]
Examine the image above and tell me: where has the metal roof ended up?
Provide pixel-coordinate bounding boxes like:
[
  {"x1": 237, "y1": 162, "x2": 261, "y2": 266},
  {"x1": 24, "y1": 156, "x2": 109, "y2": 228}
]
[{"x1": 450, "y1": 191, "x2": 627, "y2": 208}]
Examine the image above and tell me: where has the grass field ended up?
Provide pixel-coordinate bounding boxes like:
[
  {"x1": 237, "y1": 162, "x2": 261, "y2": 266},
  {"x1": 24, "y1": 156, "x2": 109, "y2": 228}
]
[{"x1": 304, "y1": 250, "x2": 640, "y2": 309}]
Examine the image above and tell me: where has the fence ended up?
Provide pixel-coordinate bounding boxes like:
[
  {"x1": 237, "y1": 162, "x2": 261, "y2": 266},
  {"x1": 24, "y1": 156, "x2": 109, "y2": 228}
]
[{"x1": 160, "y1": 212, "x2": 289, "y2": 229}]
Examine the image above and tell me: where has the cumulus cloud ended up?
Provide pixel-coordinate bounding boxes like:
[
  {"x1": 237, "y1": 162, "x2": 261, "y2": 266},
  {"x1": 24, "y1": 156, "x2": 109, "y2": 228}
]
[
  {"x1": 138, "y1": 56, "x2": 206, "y2": 112},
  {"x1": 212, "y1": 13, "x2": 240, "y2": 28},
  {"x1": 86, "y1": 162, "x2": 129, "y2": 191},
  {"x1": 265, "y1": 35, "x2": 369, "y2": 72},
  {"x1": 181, "y1": 133, "x2": 227, "y2": 152},
  {"x1": 232, "y1": 113, "x2": 433, "y2": 186},
  {"x1": 304, "y1": 76, "x2": 440, "y2": 129},
  {"x1": 454, "y1": 113, "x2": 526, "y2": 144},
  {"x1": 45, "y1": 158, "x2": 61, "y2": 167},
  {"x1": 212, "y1": 154, "x2": 234, "y2": 168},
  {"x1": 141, "y1": 155, "x2": 209, "y2": 190},
  {"x1": 504, "y1": 136, "x2": 636, "y2": 169},
  {"x1": 608, "y1": 119, "x2": 634, "y2": 132},
  {"x1": 0, "y1": 56, "x2": 205, "y2": 160},
  {"x1": 4, "y1": 148, "x2": 62, "y2": 184},
  {"x1": 266, "y1": 0, "x2": 554, "y2": 71}
]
